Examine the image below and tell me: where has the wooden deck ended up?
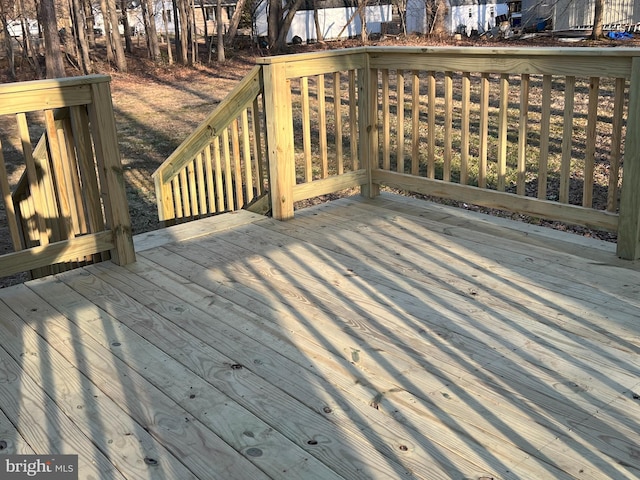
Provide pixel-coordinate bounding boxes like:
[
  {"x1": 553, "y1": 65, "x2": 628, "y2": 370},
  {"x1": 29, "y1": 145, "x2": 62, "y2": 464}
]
[{"x1": 1, "y1": 193, "x2": 639, "y2": 480}]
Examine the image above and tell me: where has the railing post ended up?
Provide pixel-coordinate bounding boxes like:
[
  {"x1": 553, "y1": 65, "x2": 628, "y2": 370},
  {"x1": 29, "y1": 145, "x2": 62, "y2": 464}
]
[
  {"x1": 87, "y1": 79, "x2": 136, "y2": 265},
  {"x1": 359, "y1": 52, "x2": 380, "y2": 199},
  {"x1": 617, "y1": 56, "x2": 640, "y2": 260},
  {"x1": 263, "y1": 63, "x2": 295, "y2": 220}
]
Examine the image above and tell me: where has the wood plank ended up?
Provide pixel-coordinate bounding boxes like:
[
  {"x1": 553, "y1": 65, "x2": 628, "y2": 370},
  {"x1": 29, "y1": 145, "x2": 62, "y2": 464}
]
[
  {"x1": 560, "y1": 76, "x2": 575, "y2": 204},
  {"x1": 443, "y1": 71, "x2": 453, "y2": 182},
  {"x1": 381, "y1": 69, "x2": 390, "y2": 171},
  {"x1": 0, "y1": 138, "x2": 22, "y2": 250},
  {"x1": 426, "y1": 71, "x2": 436, "y2": 179},
  {"x1": 317, "y1": 74, "x2": 328, "y2": 179},
  {"x1": 396, "y1": 69, "x2": 405, "y2": 174},
  {"x1": 133, "y1": 210, "x2": 263, "y2": 252},
  {"x1": 222, "y1": 128, "x2": 234, "y2": 210},
  {"x1": 538, "y1": 74, "x2": 552, "y2": 200},
  {"x1": 301, "y1": 76, "x2": 312, "y2": 182},
  {"x1": 607, "y1": 78, "x2": 625, "y2": 212},
  {"x1": 517, "y1": 74, "x2": 529, "y2": 196},
  {"x1": 460, "y1": 72, "x2": 470, "y2": 185},
  {"x1": 196, "y1": 152, "x2": 207, "y2": 214},
  {"x1": 90, "y1": 261, "x2": 432, "y2": 479},
  {"x1": 366, "y1": 49, "x2": 633, "y2": 78},
  {"x1": 411, "y1": 70, "x2": 420, "y2": 177},
  {"x1": 349, "y1": 70, "x2": 358, "y2": 171},
  {"x1": 0, "y1": 231, "x2": 113, "y2": 278},
  {"x1": 231, "y1": 119, "x2": 244, "y2": 208},
  {"x1": 187, "y1": 160, "x2": 198, "y2": 216},
  {"x1": 139, "y1": 219, "x2": 615, "y2": 478},
  {"x1": 292, "y1": 170, "x2": 366, "y2": 202},
  {"x1": 4, "y1": 282, "x2": 269, "y2": 480},
  {"x1": 28, "y1": 273, "x2": 346, "y2": 480},
  {"x1": 0, "y1": 300, "x2": 128, "y2": 478},
  {"x1": 478, "y1": 73, "x2": 489, "y2": 188},
  {"x1": 583, "y1": 76, "x2": 600, "y2": 208},
  {"x1": 137, "y1": 247, "x2": 562, "y2": 479},
  {"x1": 241, "y1": 109, "x2": 254, "y2": 203},
  {"x1": 17, "y1": 112, "x2": 50, "y2": 246},
  {"x1": 333, "y1": 71, "x2": 344, "y2": 175},
  {"x1": 497, "y1": 74, "x2": 509, "y2": 191},
  {"x1": 373, "y1": 170, "x2": 619, "y2": 232},
  {"x1": 87, "y1": 81, "x2": 135, "y2": 265},
  {"x1": 251, "y1": 97, "x2": 265, "y2": 196},
  {"x1": 204, "y1": 144, "x2": 216, "y2": 214},
  {"x1": 263, "y1": 63, "x2": 295, "y2": 219}
]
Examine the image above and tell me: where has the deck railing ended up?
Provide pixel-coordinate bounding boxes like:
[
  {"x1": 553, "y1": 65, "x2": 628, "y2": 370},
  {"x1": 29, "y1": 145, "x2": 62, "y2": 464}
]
[
  {"x1": 153, "y1": 66, "x2": 269, "y2": 223},
  {"x1": 0, "y1": 75, "x2": 135, "y2": 279},
  {"x1": 156, "y1": 47, "x2": 640, "y2": 260}
]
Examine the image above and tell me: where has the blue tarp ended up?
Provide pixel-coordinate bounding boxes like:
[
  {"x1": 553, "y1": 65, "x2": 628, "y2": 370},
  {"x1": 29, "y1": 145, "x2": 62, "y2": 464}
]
[{"x1": 607, "y1": 31, "x2": 634, "y2": 40}]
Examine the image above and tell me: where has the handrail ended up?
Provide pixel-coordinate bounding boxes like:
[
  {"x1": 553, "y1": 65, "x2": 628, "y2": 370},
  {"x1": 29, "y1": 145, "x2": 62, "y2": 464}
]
[
  {"x1": 0, "y1": 75, "x2": 135, "y2": 279},
  {"x1": 157, "y1": 47, "x2": 640, "y2": 259},
  {"x1": 152, "y1": 65, "x2": 267, "y2": 222}
]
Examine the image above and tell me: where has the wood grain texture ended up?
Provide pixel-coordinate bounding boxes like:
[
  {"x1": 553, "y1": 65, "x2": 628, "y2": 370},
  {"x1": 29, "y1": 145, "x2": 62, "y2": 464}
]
[{"x1": 1, "y1": 193, "x2": 638, "y2": 479}]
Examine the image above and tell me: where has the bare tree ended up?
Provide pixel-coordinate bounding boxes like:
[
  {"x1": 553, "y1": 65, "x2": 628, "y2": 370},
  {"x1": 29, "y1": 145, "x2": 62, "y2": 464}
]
[
  {"x1": 39, "y1": 0, "x2": 65, "y2": 77},
  {"x1": 312, "y1": 0, "x2": 323, "y2": 42},
  {"x1": 142, "y1": 0, "x2": 161, "y2": 59},
  {"x1": 224, "y1": 0, "x2": 247, "y2": 46},
  {"x1": 268, "y1": 0, "x2": 305, "y2": 50},
  {"x1": 0, "y1": 2, "x2": 16, "y2": 79},
  {"x1": 174, "y1": 0, "x2": 189, "y2": 64},
  {"x1": 70, "y1": 0, "x2": 92, "y2": 73},
  {"x1": 161, "y1": 3, "x2": 173, "y2": 63},
  {"x1": 216, "y1": 0, "x2": 223, "y2": 60},
  {"x1": 120, "y1": 0, "x2": 132, "y2": 52},
  {"x1": 590, "y1": 0, "x2": 603, "y2": 39}
]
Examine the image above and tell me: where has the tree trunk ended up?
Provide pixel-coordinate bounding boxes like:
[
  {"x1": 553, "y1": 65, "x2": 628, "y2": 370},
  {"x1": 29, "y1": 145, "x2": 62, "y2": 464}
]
[
  {"x1": 358, "y1": 0, "x2": 366, "y2": 42},
  {"x1": 190, "y1": 0, "x2": 197, "y2": 63},
  {"x1": 99, "y1": 0, "x2": 115, "y2": 64},
  {"x1": 120, "y1": 0, "x2": 132, "y2": 53},
  {"x1": 313, "y1": 0, "x2": 323, "y2": 42},
  {"x1": 175, "y1": 0, "x2": 189, "y2": 64},
  {"x1": 108, "y1": 0, "x2": 127, "y2": 70},
  {"x1": 267, "y1": 0, "x2": 281, "y2": 48},
  {"x1": 20, "y1": 0, "x2": 43, "y2": 77},
  {"x1": 224, "y1": 0, "x2": 247, "y2": 46},
  {"x1": 71, "y1": 0, "x2": 92, "y2": 73},
  {"x1": 162, "y1": 5, "x2": 173, "y2": 64},
  {"x1": 142, "y1": 0, "x2": 161, "y2": 59},
  {"x1": 83, "y1": 0, "x2": 96, "y2": 48},
  {"x1": 0, "y1": 8, "x2": 16, "y2": 79},
  {"x1": 39, "y1": 0, "x2": 66, "y2": 77},
  {"x1": 216, "y1": 0, "x2": 225, "y2": 61},
  {"x1": 272, "y1": 0, "x2": 305, "y2": 50},
  {"x1": 590, "y1": 0, "x2": 604, "y2": 39}
]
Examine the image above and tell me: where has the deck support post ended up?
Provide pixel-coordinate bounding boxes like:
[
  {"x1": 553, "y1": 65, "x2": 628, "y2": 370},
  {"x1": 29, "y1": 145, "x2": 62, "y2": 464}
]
[
  {"x1": 87, "y1": 80, "x2": 136, "y2": 266},
  {"x1": 617, "y1": 57, "x2": 640, "y2": 260},
  {"x1": 358, "y1": 57, "x2": 380, "y2": 199},
  {"x1": 263, "y1": 63, "x2": 295, "y2": 220}
]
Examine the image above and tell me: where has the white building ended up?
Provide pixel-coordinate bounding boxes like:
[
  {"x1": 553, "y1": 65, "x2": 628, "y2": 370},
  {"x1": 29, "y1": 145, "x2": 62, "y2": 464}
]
[
  {"x1": 253, "y1": 1, "x2": 393, "y2": 43},
  {"x1": 407, "y1": 0, "x2": 508, "y2": 35}
]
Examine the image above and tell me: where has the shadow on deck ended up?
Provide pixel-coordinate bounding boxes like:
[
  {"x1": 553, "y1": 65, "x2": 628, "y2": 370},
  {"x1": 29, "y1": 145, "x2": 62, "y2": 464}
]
[{"x1": 0, "y1": 193, "x2": 639, "y2": 479}]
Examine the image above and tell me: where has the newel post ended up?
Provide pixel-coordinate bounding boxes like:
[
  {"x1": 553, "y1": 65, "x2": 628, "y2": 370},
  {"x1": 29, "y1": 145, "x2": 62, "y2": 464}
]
[
  {"x1": 263, "y1": 63, "x2": 295, "y2": 220},
  {"x1": 617, "y1": 56, "x2": 640, "y2": 260},
  {"x1": 359, "y1": 52, "x2": 380, "y2": 199},
  {"x1": 87, "y1": 78, "x2": 136, "y2": 265}
]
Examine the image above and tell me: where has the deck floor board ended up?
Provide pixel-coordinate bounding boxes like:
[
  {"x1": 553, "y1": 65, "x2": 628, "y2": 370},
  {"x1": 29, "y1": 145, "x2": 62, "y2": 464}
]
[{"x1": 0, "y1": 194, "x2": 639, "y2": 479}]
